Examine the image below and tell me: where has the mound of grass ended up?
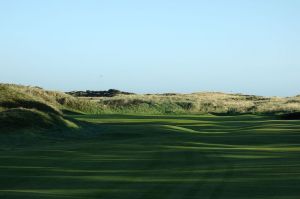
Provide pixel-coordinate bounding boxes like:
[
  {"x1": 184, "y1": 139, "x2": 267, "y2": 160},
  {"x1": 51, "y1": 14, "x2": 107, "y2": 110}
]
[
  {"x1": 0, "y1": 99, "x2": 61, "y2": 115},
  {"x1": 0, "y1": 108, "x2": 77, "y2": 132},
  {"x1": 0, "y1": 84, "x2": 103, "y2": 114},
  {"x1": 0, "y1": 83, "x2": 99, "y2": 131}
]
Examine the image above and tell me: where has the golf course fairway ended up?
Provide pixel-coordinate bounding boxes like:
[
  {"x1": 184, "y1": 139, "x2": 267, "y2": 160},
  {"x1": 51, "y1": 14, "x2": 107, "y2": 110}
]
[{"x1": 0, "y1": 114, "x2": 299, "y2": 199}]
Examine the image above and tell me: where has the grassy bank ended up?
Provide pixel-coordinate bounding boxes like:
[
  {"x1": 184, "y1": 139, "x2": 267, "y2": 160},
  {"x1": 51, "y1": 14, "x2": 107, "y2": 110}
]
[
  {"x1": 1, "y1": 83, "x2": 300, "y2": 134},
  {"x1": 81, "y1": 91, "x2": 300, "y2": 115},
  {"x1": 0, "y1": 84, "x2": 103, "y2": 133}
]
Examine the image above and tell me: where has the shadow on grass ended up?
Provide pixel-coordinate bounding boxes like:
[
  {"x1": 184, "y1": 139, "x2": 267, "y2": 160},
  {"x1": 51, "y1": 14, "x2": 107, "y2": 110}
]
[
  {"x1": 0, "y1": 100, "x2": 61, "y2": 115},
  {"x1": 0, "y1": 114, "x2": 300, "y2": 199}
]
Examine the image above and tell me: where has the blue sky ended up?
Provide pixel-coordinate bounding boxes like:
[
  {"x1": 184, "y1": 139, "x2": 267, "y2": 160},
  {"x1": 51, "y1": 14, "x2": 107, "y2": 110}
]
[{"x1": 0, "y1": 0, "x2": 299, "y2": 96}]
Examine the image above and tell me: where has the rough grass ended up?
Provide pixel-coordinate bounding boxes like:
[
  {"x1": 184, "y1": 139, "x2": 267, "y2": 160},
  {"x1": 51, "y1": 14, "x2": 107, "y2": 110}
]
[
  {"x1": 0, "y1": 108, "x2": 78, "y2": 132},
  {"x1": 84, "y1": 92, "x2": 300, "y2": 115},
  {"x1": 0, "y1": 114, "x2": 299, "y2": 199},
  {"x1": 0, "y1": 84, "x2": 103, "y2": 114},
  {"x1": 2, "y1": 83, "x2": 300, "y2": 116},
  {"x1": 1, "y1": 83, "x2": 300, "y2": 132},
  {"x1": 0, "y1": 83, "x2": 101, "y2": 131}
]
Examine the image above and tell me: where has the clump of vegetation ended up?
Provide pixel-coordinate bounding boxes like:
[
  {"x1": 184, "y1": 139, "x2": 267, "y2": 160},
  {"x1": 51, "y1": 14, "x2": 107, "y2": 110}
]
[
  {"x1": 279, "y1": 112, "x2": 300, "y2": 120},
  {"x1": 67, "y1": 89, "x2": 134, "y2": 97}
]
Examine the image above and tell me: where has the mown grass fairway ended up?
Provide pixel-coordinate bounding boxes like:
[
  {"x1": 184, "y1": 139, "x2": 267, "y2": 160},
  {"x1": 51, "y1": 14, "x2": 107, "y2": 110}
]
[{"x1": 0, "y1": 114, "x2": 300, "y2": 199}]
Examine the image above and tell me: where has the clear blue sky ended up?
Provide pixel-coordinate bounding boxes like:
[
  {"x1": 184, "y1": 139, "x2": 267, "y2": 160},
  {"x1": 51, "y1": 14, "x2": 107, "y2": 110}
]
[{"x1": 0, "y1": 0, "x2": 299, "y2": 96}]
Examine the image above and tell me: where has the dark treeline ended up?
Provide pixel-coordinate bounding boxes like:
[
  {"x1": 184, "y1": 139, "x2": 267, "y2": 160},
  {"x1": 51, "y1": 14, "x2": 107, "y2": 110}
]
[{"x1": 67, "y1": 89, "x2": 134, "y2": 97}]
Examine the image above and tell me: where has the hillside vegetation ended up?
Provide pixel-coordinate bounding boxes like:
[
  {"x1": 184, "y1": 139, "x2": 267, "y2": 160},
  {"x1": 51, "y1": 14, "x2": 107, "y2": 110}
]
[
  {"x1": 81, "y1": 92, "x2": 300, "y2": 115},
  {"x1": 0, "y1": 84, "x2": 102, "y2": 132},
  {"x1": 1, "y1": 83, "x2": 300, "y2": 132}
]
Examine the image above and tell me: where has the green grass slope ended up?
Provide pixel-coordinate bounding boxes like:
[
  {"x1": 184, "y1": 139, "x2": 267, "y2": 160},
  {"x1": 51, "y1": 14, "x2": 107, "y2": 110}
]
[
  {"x1": 0, "y1": 84, "x2": 103, "y2": 114},
  {"x1": 0, "y1": 114, "x2": 299, "y2": 199},
  {"x1": 1, "y1": 108, "x2": 67, "y2": 129},
  {"x1": 0, "y1": 84, "x2": 103, "y2": 132}
]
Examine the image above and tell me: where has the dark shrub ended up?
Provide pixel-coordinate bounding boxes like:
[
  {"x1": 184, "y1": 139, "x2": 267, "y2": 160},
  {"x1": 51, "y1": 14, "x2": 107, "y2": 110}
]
[{"x1": 280, "y1": 112, "x2": 300, "y2": 120}]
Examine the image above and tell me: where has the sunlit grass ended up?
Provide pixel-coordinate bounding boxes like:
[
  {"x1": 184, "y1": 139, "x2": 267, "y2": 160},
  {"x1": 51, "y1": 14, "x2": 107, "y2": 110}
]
[{"x1": 0, "y1": 114, "x2": 299, "y2": 199}]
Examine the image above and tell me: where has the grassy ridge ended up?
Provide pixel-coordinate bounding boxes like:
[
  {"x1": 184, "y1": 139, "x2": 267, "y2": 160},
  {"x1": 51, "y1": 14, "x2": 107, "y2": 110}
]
[
  {"x1": 1, "y1": 83, "x2": 300, "y2": 133},
  {"x1": 2, "y1": 83, "x2": 300, "y2": 117},
  {"x1": 0, "y1": 84, "x2": 103, "y2": 132},
  {"x1": 82, "y1": 92, "x2": 300, "y2": 115},
  {"x1": 0, "y1": 114, "x2": 299, "y2": 199},
  {"x1": 0, "y1": 84, "x2": 102, "y2": 114}
]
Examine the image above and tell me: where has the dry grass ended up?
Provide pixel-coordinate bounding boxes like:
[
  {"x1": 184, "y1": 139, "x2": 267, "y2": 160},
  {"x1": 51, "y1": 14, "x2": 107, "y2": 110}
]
[
  {"x1": 0, "y1": 83, "x2": 103, "y2": 114},
  {"x1": 1, "y1": 83, "x2": 300, "y2": 117},
  {"x1": 0, "y1": 83, "x2": 100, "y2": 131},
  {"x1": 84, "y1": 92, "x2": 300, "y2": 114}
]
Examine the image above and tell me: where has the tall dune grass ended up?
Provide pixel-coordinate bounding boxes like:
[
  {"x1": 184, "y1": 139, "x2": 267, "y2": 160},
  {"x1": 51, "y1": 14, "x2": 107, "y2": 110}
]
[
  {"x1": 1, "y1": 83, "x2": 300, "y2": 117},
  {"x1": 87, "y1": 92, "x2": 300, "y2": 114},
  {"x1": 0, "y1": 84, "x2": 102, "y2": 131}
]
